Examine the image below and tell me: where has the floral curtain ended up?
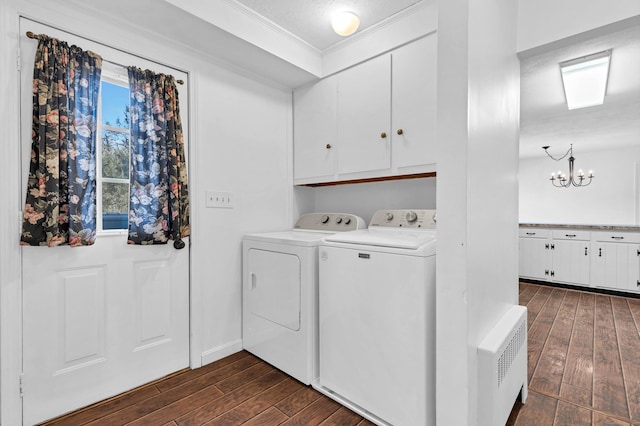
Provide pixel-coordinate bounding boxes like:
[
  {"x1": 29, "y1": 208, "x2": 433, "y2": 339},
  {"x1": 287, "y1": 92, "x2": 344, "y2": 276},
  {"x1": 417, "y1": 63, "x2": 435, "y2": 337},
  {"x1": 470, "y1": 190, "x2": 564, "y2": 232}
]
[
  {"x1": 127, "y1": 67, "x2": 190, "y2": 249},
  {"x1": 21, "y1": 36, "x2": 102, "y2": 247}
]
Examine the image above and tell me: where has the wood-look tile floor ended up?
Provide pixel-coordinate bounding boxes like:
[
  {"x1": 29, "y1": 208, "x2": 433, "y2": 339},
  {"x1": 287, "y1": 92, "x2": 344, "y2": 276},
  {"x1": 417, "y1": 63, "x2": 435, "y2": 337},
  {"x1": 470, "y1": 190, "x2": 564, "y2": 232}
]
[
  {"x1": 42, "y1": 282, "x2": 640, "y2": 425},
  {"x1": 508, "y1": 282, "x2": 640, "y2": 426},
  {"x1": 40, "y1": 350, "x2": 375, "y2": 426}
]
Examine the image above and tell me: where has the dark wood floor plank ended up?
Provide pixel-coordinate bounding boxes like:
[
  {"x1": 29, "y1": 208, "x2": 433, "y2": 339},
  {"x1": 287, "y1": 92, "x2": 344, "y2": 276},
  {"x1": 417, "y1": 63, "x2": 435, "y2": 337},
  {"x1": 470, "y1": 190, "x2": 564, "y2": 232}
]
[
  {"x1": 530, "y1": 290, "x2": 578, "y2": 396},
  {"x1": 155, "y1": 350, "x2": 252, "y2": 393},
  {"x1": 560, "y1": 291, "x2": 595, "y2": 406},
  {"x1": 240, "y1": 407, "x2": 289, "y2": 426},
  {"x1": 279, "y1": 397, "x2": 342, "y2": 426},
  {"x1": 525, "y1": 285, "x2": 554, "y2": 330},
  {"x1": 204, "y1": 377, "x2": 305, "y2": 425},
  {"x1": 554, "y1": 400, "x2": 593, "y2": 425},
  {"x1": 213, "y1": 360, "x2": 278, "y2": 394},
  {"x1": 175, "y1": 369, "x2": 288, "y2": 426},
  {"x1": 592, "y1": 411, "x2": 632, "y2": 425},
  {"x1": 275, "y1": 386, "x2": 323, "y2": 417},
  {"x1": 126, "y1": 384, "x2": 230, "y2": 425},
  {"x1": 513, "y1": 390, "x2": 558, "y2": 426},
  {"x1": 319, "y1": 406, "x2": 365, "y2": 426},
  {"x1": 593, "y1": 295, "x2": 630, "y2": 420},
  {"x1": 519, "y1": 282, "x2": 541, "y2": 306},
  {"x1": 612, "y1": 298, "x2": 640, "y2": 422},
  {"x1": 42, "y1": 384, "x2": 161, "y2": 425}
]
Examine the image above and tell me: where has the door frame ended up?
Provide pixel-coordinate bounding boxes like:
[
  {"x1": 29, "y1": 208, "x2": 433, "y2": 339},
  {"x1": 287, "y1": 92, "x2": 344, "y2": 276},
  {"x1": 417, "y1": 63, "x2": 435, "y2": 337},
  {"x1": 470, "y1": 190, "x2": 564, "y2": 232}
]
[{"x1": 1, "y1": 9, "x2": 202, "y2": 424}]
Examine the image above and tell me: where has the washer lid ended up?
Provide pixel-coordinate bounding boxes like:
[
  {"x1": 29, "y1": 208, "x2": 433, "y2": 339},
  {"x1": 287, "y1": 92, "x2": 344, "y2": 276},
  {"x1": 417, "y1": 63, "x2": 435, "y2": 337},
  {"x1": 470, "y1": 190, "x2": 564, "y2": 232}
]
[{"x1": 323, "y1": 228, "x2": 437, "y2": 250}]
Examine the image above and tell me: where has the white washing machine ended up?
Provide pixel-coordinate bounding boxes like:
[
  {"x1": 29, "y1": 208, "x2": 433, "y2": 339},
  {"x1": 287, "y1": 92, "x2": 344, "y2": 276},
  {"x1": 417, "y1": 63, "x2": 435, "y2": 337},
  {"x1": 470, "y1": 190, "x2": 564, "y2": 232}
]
[
  {"x1": 316, "y1": 209, "x2": 437, "y2": 426},
  {"x1": 242, "y1": 213, "x2": 366, "y2": 385}
]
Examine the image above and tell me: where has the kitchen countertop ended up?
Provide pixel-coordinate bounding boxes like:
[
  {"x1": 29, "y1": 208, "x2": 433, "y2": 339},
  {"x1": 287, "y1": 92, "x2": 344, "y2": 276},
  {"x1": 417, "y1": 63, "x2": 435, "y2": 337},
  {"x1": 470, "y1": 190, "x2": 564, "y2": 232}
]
[{"x1": 520, "y1": 223, "x2": 640, "y2": 232}]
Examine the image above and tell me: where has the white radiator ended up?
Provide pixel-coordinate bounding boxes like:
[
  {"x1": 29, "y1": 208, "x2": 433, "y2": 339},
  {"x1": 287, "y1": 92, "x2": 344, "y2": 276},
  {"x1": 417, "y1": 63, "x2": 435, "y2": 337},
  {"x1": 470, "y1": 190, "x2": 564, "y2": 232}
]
[{"x1": 478, "y1": 305, "x2": 528, "y2": 426}]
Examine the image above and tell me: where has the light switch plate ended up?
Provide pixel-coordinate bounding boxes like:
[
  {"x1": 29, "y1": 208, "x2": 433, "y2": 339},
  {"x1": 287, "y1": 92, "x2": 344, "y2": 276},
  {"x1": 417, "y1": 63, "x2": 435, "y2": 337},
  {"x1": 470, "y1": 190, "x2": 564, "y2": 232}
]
[{"x1": 206, "y1": 190, "x2": 234, "y2": 209}]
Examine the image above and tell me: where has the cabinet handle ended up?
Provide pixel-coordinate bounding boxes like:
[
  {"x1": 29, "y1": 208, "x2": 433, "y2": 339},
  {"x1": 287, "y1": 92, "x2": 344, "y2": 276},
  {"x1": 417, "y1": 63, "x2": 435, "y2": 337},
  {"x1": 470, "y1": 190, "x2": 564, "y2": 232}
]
[
  {"x1": 397, "y1": 129, "x2": 404, "y2": 135},
  {"x1": 565, "y1": 234, "x2": 576, "y2": 238},
  {"x1": 250, "y1": 272, "x2": 257, "y2": 290},
  {"x1": 599, "y1": 248, "x2": 602, "y2": 257},
  {"x1": 585, "y1": 247, "x2": 588, "y2": 256},
  {"x1": 526, "y1": 232, "x2": 536, "y2": 236},
  {"x1": 380, "y1": 132, "x2": 387, "y2": 139},
  {"x1": 326, "y1": 143, "x2": 332, "y2": 149},
  {"x1": 611, "y1": 236, "x2": 624, "y2": 240}
]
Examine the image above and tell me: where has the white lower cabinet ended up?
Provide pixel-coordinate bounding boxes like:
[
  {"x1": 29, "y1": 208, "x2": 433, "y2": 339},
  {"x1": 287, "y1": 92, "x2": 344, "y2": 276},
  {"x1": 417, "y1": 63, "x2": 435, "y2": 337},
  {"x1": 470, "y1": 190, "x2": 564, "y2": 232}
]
[
  {"x1": 519, "y1": 227, "x2": 640, "y2": 293},
  {"x1": 518, "y1": 229, "x2": 550, "y2": 281},
  {"x1": 591, "y1": 231, "x2": 640, "y2": 292}
]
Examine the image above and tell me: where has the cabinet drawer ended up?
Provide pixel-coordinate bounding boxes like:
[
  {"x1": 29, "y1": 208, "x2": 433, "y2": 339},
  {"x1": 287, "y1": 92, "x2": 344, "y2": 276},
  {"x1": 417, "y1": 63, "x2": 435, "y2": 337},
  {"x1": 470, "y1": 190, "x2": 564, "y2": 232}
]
[
  {"x1": 519, "y1": 228, "x2": 550, "y2": 238},
  {"x1": 552, "y1": 230, "x2": 590, "y2": 241},
  {"x1": 592, "y1": 231, "x2": 640, "y2": 244}
]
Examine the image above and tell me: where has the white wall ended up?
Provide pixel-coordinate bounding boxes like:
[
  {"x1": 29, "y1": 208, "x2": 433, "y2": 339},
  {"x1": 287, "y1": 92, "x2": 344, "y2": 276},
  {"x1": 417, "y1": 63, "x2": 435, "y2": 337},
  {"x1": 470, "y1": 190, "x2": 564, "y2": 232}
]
[
  {"x1": 520, "y1": 146, "x2": 640, "y2": 225},
  {"x1": 1, "y1": 1, "x2": 292, "y2": 422},
  {"x1": 298, "y1": 177, "x2": 436, "y2": 224},
  {"x1": 517, "y1": 0, "x2": 640, "y2": 52},
  {"x1": 437, "y1": 0, "x2": 520, "y2": 425}
]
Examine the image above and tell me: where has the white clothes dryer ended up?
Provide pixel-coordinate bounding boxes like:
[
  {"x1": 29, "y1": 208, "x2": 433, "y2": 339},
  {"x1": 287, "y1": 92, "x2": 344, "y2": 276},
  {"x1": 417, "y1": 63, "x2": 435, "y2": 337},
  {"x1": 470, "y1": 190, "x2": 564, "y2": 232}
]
[
  {"x1": 316, "y1": 209, "x2": 437, "y2": 426},
  {"x1": 242, "y1": 213, "x2": 366, "y2": 385}
]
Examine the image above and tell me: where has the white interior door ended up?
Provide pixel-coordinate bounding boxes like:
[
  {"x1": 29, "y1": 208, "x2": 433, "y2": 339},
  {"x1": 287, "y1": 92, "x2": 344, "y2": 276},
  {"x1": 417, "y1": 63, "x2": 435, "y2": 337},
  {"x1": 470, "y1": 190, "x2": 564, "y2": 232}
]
[
  {"x1": 22, "y1": 241, "x2": 189, "y2": 424},
  {"x1": 19, "y1": 19, "x2": 190, "y2": 425}
]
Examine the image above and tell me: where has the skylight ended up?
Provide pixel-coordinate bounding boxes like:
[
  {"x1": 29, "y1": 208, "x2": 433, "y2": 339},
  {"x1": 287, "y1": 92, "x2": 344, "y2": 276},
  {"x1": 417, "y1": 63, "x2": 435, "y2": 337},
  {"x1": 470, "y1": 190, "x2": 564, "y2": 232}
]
[{"x1": 560, "y1": 50, "x2": 611, "y2": 110}]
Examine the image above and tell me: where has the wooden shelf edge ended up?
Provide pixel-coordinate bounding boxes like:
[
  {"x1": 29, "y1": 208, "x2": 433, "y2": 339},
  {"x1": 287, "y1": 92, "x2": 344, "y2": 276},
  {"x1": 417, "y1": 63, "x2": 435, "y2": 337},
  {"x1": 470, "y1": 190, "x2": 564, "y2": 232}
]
[{"x1": 296, "y1": 172, "x2": 437, "y2": 187}]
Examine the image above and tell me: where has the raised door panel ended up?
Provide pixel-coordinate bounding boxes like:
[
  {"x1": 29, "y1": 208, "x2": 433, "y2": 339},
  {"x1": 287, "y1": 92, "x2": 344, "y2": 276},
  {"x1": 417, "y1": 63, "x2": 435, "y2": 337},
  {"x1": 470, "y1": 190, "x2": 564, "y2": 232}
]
[
  {"x1": 552, "y1": 240, "x2": 590, "y2": 286},
  {"x1": 337, "y1": 54, "x2": 391, "y2": 175},
  {"x1": 391, "y1": 34, "x2": 437, "y2": 169},
  {"x1": 293, "y1": 76, "x2": 337, "y2": 181}
]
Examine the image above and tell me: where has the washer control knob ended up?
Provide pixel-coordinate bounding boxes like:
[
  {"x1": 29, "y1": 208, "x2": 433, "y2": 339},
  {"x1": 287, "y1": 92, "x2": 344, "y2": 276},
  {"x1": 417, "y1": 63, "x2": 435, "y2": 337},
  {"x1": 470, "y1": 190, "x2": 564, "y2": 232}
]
[
  {"x1": 320, "y1": 215, "x2": 330, "y2": 224},
  {"x1": 335, "y1": 217, "x2": 343, "y2": 224},
  {"x1": 406, "y1": 211, "x2": 418, "y2": 223},
  {"x1": 385, "y1": 212, "x2": 394, "y2": 221},
  {"x1": 344, "y1": 217, "x2": 352, "y2": 225}
]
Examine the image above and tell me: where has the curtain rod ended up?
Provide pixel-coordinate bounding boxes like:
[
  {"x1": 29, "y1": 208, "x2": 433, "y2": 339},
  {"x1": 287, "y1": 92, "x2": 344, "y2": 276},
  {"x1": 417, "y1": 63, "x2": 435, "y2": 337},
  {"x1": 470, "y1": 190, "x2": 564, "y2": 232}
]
[{"x1": 25, "y1": 31, "x2": 185, "y2": 85}]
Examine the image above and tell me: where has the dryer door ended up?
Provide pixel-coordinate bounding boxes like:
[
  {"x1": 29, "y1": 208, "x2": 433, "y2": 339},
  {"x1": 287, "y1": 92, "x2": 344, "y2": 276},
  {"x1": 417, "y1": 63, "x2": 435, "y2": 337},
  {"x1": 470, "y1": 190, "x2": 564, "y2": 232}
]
[{"x1": 246, "y1": 249, "x2": 301, "y2": 331}]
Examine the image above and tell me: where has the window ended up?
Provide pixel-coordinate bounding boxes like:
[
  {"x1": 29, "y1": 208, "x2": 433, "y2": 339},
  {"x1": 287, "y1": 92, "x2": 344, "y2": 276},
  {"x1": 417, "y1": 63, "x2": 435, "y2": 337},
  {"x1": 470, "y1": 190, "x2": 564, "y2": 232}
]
[{"x1": 97, "y1": 67, "x2": 130, "y2": 231}]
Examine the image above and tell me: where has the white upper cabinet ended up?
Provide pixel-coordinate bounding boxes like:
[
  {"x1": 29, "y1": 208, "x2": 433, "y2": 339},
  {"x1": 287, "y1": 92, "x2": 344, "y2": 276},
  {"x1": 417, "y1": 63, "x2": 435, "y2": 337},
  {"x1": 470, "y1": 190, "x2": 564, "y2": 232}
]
[
  {"x1": 293, "y1": 76, "x2": 338, "y2": 181},
  {"x1": 337, "y1": 54, "x2": 392, "y2": 175},
  {"x1": 293, "y1": 34, "x2": 437, "y2": 185},
  {"x1": 391, "y1": 34, "x2": 437, "y2": 169}
]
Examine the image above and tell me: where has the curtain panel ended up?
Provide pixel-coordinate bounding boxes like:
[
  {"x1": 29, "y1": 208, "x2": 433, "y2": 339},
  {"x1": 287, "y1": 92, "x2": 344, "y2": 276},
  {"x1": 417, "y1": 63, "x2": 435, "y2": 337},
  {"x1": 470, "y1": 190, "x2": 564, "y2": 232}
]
[
  {"x1": 20, "y1": 36, "x2": 102, "y2": 247},
  {"x1": 127, "y1": 67, "x2": 190, "y2": 249}
]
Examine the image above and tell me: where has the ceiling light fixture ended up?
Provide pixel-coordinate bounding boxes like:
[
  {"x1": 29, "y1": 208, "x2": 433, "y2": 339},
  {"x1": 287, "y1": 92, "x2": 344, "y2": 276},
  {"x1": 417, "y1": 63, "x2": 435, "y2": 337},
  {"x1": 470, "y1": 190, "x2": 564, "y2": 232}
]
[
  {"x1": 332, "y1": 11, "x2": 360, "y2": 36},
  {"x1": 560, "y1": 50, "x2": 611, "y2": 110},
  {"x1": 543, "y1": 144, "x2": 594, "y2": 188}
]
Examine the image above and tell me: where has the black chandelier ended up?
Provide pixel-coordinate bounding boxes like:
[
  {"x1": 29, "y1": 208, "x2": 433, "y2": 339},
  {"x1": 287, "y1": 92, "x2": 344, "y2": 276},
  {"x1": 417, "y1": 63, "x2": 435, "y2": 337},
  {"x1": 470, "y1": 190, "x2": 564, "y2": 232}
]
[{"x1": 542, "y1": 144, "x2": 594, "y2": 188}]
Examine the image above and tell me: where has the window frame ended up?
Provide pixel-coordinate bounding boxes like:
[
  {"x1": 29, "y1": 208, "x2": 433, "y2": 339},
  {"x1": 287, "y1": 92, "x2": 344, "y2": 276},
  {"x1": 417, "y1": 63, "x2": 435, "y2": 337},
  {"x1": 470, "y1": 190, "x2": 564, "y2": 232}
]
[{"x1": 96, "y1": 64, "x2": 131, "y2": 234}]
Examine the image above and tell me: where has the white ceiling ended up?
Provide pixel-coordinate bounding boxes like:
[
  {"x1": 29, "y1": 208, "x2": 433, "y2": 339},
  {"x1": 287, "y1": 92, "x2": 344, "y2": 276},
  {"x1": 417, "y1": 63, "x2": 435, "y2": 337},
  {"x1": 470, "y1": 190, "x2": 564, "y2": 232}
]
[
  {"x1": 233, "y1": 0, "x2": 423, "y2": 51},
  {"x1": 519, "y1": 20, "x2": 640, "y2": 158}
]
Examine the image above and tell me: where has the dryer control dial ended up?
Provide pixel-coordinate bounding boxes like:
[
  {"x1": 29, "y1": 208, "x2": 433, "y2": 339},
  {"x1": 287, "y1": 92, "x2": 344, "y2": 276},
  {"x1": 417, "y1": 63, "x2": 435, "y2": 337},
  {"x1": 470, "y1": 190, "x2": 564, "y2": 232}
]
[
  {"x1": 405, "y1": 211, "x2": 418, "y2": 223},
  {"x1": 320, "y1": 215, "x2": 330, "y2": 224},
  {"x1": 385, "y1": 212, "x2": 394, "y2": 221},
  {"x1": 335, "y1": 217, "x2": 343, "y2": 224}
]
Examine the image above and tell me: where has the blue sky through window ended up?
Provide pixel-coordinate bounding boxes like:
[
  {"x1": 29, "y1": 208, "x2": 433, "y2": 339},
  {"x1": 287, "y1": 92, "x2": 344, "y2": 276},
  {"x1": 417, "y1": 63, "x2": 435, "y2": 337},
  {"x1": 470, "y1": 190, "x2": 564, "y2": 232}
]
[{"x1": 101, "y1": 81, "x2": 129, "y2": 127}]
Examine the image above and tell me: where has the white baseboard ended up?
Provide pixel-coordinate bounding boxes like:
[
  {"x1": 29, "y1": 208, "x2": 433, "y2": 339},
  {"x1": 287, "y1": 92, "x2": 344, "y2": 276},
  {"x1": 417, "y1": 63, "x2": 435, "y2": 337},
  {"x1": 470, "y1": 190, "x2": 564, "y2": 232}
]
[{"x1": 201, "y1": 339, "x2": 243, "y2": 366}]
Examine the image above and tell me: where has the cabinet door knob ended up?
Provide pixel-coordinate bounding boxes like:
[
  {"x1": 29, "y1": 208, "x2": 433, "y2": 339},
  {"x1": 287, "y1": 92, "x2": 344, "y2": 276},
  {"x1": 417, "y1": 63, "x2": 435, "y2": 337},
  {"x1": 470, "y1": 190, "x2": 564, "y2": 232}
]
[
  {"x1": 380, "y1": 132, "x2": 387, "y2": 139},
  {"x1": 397, "y1": 129, "x2": 404, "y2": 135},
  {"x1": 326, "y1": 143, "x2": 332, "y2": 149}
]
